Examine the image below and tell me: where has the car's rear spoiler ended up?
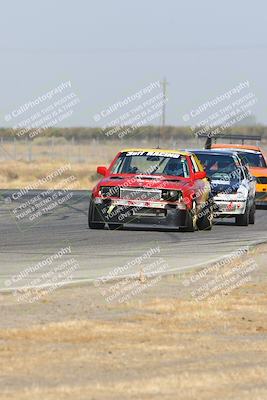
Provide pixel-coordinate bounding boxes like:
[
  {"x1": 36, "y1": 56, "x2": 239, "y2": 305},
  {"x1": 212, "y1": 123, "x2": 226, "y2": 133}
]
[{"x1": 197, "y1": 133, "x2": 262, "y2": 149}]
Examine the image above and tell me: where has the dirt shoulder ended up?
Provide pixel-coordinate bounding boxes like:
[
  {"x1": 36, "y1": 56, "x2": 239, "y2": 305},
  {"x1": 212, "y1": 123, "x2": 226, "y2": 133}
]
[{"x1": 0, "y1": 244, "x2": 267, "y2": 400}]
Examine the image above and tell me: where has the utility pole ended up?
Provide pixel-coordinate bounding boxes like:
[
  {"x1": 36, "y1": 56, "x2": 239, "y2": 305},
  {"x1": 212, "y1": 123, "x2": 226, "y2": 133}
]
[
  {"x1": 157, "y1": 77, "x2": 168, "y2": 148},
  {"x1": 161, "y1": 77, "x2": 168, "y2": 127}
]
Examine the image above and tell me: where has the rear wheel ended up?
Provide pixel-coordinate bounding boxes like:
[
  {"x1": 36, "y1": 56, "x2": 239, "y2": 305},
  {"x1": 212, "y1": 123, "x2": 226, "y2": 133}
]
[
  {"x1": 249, "y1": 202, "x2": 256, "y2": 224},
  {"x1": 235, "y1": 203, "x2": 249, "y2": 226},
  {"x1": 88, "y1": 200, "x2": 105, "y2": 230}
]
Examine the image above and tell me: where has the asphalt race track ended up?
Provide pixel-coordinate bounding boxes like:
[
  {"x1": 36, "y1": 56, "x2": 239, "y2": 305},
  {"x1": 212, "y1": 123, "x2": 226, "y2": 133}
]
[{"x1": 0, "y1": 190, "x2": 267, "y2": 291}]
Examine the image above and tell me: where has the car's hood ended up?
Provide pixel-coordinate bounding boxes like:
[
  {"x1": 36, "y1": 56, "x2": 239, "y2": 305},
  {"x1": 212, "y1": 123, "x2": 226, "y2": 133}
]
[
  {"x1": 98, "y1": 174, "x2": 191, "y2": 191},
  {"x1": 249, "y1": 166, "x2": 267, "y2": 177},
  {"x1": 210, "y1": 179, "x2": 240, "y2": 195}
]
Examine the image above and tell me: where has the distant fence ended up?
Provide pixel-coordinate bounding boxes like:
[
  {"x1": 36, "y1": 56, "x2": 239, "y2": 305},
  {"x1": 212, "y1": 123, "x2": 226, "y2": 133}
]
[
  {"x1": 0, "y1": 137, "x2": 101, "y2": 162},
  {"x1": 0, "y1": 128, "x2": 266, "y2": 163},
  {"x1": 0, "y1": 135, "x2": 202, "y2": 163}
]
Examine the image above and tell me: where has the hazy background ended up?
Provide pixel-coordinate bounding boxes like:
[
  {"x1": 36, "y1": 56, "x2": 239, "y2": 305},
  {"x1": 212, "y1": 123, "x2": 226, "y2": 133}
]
[{"x1": 0, "y1": 0, "x2": 266, "y2": 127}]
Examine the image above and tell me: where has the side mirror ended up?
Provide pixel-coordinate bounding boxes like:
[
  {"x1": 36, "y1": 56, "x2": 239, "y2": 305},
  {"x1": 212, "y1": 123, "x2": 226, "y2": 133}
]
[
  {"x1": 97, "y1": 166, "x2": 108, "y2": 176},
  {"x1": 206, "y1": 176, "x2": 211, "y2": 183},
  {"x1": 195, "y1": 171, "x2": 206, "y2": 180}
]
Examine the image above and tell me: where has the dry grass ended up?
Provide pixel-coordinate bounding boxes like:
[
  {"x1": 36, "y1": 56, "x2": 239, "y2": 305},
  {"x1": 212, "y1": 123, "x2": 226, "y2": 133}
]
[
  {"x1": 0, "y1": 141, "x2": 123, "y2": 189},
  {"x1": 1, "y1": 268, "x2": 267, "y2": 399},
  {"x1": 0, "y1": 139, "x2": 202, "y2": 190},
  {"x1": 0, "y1": 160, "x2": 97, "y2": 189},
  {"x1": 0, "y1": 296, "x2": 267, "y2": 399},
  {"x1": 1, "y1": 140, "x2": 266, "y2": 190}
]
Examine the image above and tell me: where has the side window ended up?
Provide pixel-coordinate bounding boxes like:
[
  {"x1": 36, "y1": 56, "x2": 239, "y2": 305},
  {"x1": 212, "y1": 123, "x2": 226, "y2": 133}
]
[{"x1": 191, "y1": 156, "x2": 199, "y2": 173}]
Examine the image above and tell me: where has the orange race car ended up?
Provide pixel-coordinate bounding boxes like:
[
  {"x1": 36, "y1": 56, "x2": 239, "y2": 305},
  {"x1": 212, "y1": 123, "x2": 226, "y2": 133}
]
[{"x1": 211, "y1": 143, "x2": 267, "y2": 207}]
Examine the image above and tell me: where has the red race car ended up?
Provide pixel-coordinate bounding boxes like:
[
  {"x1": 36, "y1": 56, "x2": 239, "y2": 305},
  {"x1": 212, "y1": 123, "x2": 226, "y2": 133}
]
[{"x1": 89, "y1": 148, "x2": 213, "y2": 231}]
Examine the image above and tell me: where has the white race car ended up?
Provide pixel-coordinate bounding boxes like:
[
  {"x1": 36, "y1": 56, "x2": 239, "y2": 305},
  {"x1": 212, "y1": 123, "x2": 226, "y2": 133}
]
[{"x1": 193, "y1": 149, "x2": 256, "y2": 226}]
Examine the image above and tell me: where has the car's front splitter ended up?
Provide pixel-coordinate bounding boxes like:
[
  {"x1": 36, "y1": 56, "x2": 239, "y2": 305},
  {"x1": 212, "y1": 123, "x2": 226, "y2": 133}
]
[{"x1": 91, "y1": 201, "x2": 189, "y2": 230}]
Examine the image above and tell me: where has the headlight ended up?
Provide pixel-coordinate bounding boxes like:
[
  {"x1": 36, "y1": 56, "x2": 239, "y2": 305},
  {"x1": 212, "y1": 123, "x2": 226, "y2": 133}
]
[
  {"x1": 162, "y1": 190, "x2": 182, "y2": 201},
  {"x1": 236, "y1": 186, "x2": 248, "y2": 201},
  {"x1": 101, "y1": 186, "x2": 120, "y2": 197}
]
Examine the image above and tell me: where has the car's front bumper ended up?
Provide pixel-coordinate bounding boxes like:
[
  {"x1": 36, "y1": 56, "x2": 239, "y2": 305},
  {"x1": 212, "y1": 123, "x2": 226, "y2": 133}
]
[
  {"x1": 213, "y1": 199, "x2": 247, "y2": 217},
  {"x1": 91, "y1": 198, "x2": 189, "y2": 229}
]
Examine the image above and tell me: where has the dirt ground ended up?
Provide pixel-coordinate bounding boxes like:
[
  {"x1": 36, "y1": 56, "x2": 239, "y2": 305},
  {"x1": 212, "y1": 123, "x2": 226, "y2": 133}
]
[{"x1": 0, "y1": 244, "x2": 267, "y2": 400}]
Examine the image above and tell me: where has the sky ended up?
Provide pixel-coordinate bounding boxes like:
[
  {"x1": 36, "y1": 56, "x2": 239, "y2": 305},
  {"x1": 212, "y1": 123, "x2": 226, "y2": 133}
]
[{"x1": 0, "y1": 0, "x2": 267, "y2": 128}]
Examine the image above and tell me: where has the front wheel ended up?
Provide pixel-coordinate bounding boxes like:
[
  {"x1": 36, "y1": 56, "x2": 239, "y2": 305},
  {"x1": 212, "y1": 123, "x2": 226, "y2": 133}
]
[
  {"x1": 235, "y1": 203, "x2": 249, "y2": 226},
  {"x1": 88, "y1": 200, "x2": 105, "y2": 230},
  {"x1": 180, "y1": 201, "x2": 197, "y2": 232},
  {"x1": 197, "y1": 204, "x2": 213, "y2": 231},
  {"x1": 108, "y1": 223, "x2": 122, "y2": 230},
  {"x1": 249, "y1": 202, "x2": 256, "y2": 224}
]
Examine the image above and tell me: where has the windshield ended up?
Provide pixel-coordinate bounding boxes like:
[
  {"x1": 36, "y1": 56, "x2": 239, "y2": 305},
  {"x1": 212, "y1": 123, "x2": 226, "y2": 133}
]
[
  {"x1": 237, "y1": 151, "x2": 267, "y2": 168},
  {"x1": 111, "y1": 151, "x2": 190, "y2": 178},
  {"x1": 195, "y1": 153, "x2": 243, "y2": 182}
]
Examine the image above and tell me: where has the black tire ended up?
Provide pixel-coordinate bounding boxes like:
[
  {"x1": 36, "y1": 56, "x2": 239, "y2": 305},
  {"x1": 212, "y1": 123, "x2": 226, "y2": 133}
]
[
  {"x1": 235, "y1": 203, "x2": 249, "y2": 226},
  {"x1": 181, "y1": 201, "x2": 197, "y2": 232},
  {"x1": 197, "y1": 204, "x2": 213, "y2": 231},
  {"x1": 88, "y1": 200, "x2": 105, "y2": 229},
  {"x1": 249, "y1": 202, "x2": 256, "y2": 224},
  {"x1": 108, "y1": 223, "x2": 122, "y2": 230}
]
